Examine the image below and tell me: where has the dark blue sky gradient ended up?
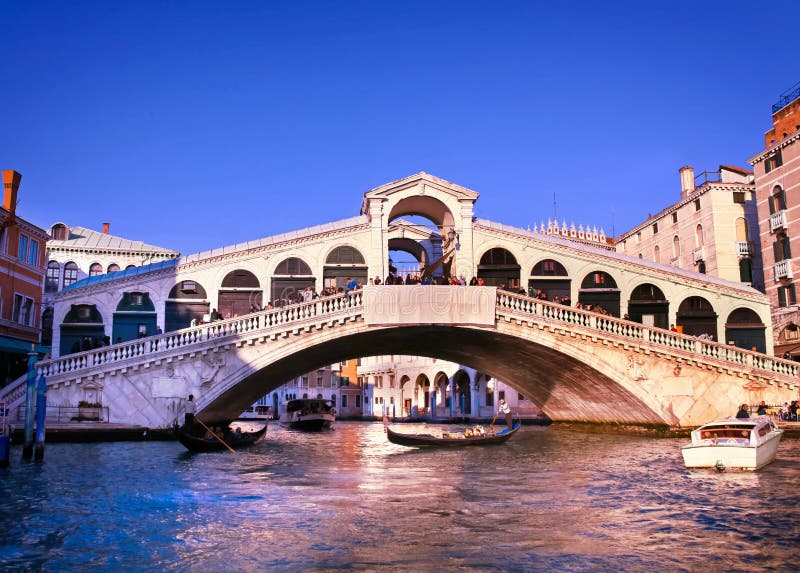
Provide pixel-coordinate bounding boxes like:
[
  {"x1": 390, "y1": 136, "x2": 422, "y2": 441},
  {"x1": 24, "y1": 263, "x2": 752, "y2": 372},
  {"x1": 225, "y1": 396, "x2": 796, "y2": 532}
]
[{"x1": 2, "y1": 1, "x2": 798, "y2": 254}]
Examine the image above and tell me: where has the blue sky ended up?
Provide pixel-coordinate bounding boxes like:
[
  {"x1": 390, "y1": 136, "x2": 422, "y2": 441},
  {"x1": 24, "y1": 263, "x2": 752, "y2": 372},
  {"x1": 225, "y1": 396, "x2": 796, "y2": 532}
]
[{"x1": 2, "y1": 1, "x2": 799, "y2": 255}]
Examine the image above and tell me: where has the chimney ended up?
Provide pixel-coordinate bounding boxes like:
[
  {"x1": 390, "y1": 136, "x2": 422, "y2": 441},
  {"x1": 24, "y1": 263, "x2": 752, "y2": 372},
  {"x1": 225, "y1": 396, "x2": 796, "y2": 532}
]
[
  {"x1": 679, "y1": 166, "x2": 695, "y2": 198},
  {"x1": 2, "y1": 170, "x2": 22, "y2": 215},
  {"x1": 103, "y1": 222, "x2": 110, "y2": 235}
]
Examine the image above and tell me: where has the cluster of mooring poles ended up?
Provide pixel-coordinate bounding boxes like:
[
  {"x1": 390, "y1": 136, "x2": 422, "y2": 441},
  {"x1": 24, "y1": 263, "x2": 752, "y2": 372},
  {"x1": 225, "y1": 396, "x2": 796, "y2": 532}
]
[{"x1": 1, "y1": 349, "x2": 47, "y2": 468}]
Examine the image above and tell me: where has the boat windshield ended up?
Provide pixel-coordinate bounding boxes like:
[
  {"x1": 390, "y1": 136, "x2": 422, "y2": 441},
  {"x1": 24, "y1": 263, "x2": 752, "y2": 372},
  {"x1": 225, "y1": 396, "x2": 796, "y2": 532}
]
[{"x1": 700, "y1": 428, "x2": 751, "y2": 440}]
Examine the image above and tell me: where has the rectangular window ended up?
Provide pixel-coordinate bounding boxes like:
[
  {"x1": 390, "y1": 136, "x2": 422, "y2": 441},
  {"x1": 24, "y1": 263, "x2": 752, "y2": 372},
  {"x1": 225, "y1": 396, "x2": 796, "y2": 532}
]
[
  {"x1": 765, "y1": 150, "x2": 784, "y2": 173},
  {"x1": 733, "y1": 192, "x2": 746, "y2": 204},
  {"x1": 778, "y1": 285, "x2": 797, "y2": 307},
  {"x1": 316, "y1": 376, "x2": 323, "y2": 387},
  {"x1": 485, "y1": 391, "x2": 494, "y2": 407},
  {"x1": 341, "y1": 395, "x2": 348, "y2": 408},
  {"x1": 12, "y1": 295, "x2": 34, "y2": 326},
  {"x1": 773, "y1": 237, "x2": 792, "y2": 262},
  {"x1": 17, "y1": 234, "x2": 28, "y2": 260},
  {"x1": 636, "y1": 232, "x2": 641, "y2": 244},
  {"x1": 181, "y1": 281, "x2": 197, "y2": 293},
  {"x1": 671, "y1": 212, "x2": 678, "y2": 224},
  {"x1": 28, "y1": 240, "x2": 39, "y2": 266},
  {"x1": 12, "y1": 294, "x2": 23, "y2": 323},
  {"x1": 695, "y1": 199, "x2": 701, "y2": 211},
  {"x1": 355, "y1": 395, "x2": 361, "y2": 408},
  {"x1": 652, "y1": 223, "x2": 658, "y2": 234},
  {"x1": 518, "y1": 393, "x2": 525, "y2": 401},
  {"x1": 498, "y1": 390, "x2": 506, "y2": 402},
  {"x1": 302, "y1": 375, "x2": 309, "y2": 387}
]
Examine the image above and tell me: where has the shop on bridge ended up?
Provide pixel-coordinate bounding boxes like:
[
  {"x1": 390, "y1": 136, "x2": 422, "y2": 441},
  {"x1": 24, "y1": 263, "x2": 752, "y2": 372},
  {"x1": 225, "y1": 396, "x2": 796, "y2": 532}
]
[
  {"x1": 528, "y1": 259, "x2": 571, "y2": 301},
  {"x1": 60, "y1": 304, "x2": 106, "y2": 355},
  {"x1": 218, "y1": 270, "x2": 262, "y2": 318},
  {"x1": 165, "y1": 280, "x2": 210, "y2": 331},
  {"x1": 112, "y1": 292, "x2": 157, "y2": 342},
  {"x1": 627, "y1": 283, "x2": 669, "y2": 329}
]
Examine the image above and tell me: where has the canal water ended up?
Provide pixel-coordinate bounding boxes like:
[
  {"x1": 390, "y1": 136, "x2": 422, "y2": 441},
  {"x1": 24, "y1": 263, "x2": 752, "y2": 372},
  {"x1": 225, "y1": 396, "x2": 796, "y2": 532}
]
[{"x1": 1, "y1": 422, "x2": 799, "y2": 572}]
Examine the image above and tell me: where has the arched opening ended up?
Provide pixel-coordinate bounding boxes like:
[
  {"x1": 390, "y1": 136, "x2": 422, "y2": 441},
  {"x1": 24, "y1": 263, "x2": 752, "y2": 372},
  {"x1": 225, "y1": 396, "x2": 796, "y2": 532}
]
[
  {"x1": 399, "y1": 375, "x2": 412, "y2": 416},
  {"x1": 725, "y1": 308, "x2": 766, "y2": 353},
  {"x1": 415, "y1": 374, "x2": 431, "y2": 415},
  {"x1": 324, "y1": 246, "x2": 367, "y2": 292},
  {"x1": 60, "y1": 304, "x2": 105, "y2": 355},
  {"x1": 672, "y1": 236, "x2": 681, "y2": 259},
  {"x1": 89, "y1": 263, "x2": 103, "y2": 277},
  {"x1": 776, "y1": 323, "x2": 800, "y2": 360},
  {"x1": 387, "y1": 235, "x2": 430, "y2": 283},
  {"x1": 165, "y1": 280, "x2": 210, "y2": 331},
  {"x1": 220, "y1": 269, "x2": 262, "y2": 318},
  {"x1": 50, "y1": 223, "x2": 68, "y2": 241},
  {"x1": 271, "y1": 257, "x2": 314, "y2": 305},
  {"x1": 695, "y1": 225, "x2": 704, "y2": 248},
  {"x1": 653, "y1": 245, "x2": 661, "y2": 264},
  {"x1": 387, "y1": 197, "x2": 455, "y2": 280},
  {"x1": 453, "y1": 370, "x2": 472, "y2": 416},
  {"x1": 107, "y1": 263, "x2": 120, "y2": 274},
  {"x1": 676, "y1": 296, "x2": 717, "y2": 339},
  {"x1": 478, "y1": 248, "x2": 521, "y2": 291},
  {"x1": 433, "y1": 371, "x2": 449, "y2": 415},
  {"x1": 112, "y1": 292, "x2": 157, "y2": 343},
  {"x1": 578, "y1": 271, "x2": 620, "y2": 316},
  {"x1": 528, "y1": 259, "x2": 570, "y2": 302},
  {"x1": 627, "y1": 283, "x2": 668, "y2": 328}
]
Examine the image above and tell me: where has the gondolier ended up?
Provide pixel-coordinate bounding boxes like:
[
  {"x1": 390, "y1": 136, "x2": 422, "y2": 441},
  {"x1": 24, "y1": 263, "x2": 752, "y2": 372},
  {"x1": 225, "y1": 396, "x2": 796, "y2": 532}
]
[
  {"x1": 184, "y1": 394, "x2": 196, "y2": 427},
  {"x1": 498, "y1": 399, "x2": 512, "y2": 432}
]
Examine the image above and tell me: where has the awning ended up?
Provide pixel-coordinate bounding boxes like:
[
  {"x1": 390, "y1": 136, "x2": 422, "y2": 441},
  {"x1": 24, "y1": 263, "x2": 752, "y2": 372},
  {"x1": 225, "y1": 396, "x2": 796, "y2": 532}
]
[{"x1": 0, "y1": 335, "x2": 49, "y2": 355}]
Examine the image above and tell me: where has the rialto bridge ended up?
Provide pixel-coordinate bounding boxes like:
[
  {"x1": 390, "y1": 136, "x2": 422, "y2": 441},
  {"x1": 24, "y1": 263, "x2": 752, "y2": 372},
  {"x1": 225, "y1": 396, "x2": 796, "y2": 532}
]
[{"x1": 3, "y1": 173, "x2": 798, "y2": 429}]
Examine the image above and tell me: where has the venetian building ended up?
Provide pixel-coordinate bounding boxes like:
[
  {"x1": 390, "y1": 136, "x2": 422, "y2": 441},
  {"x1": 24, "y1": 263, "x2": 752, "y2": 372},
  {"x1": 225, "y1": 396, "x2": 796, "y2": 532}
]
[
  {"x1": 42, "y1": 222, "x2": 179, "y2": 349},
  {"x1": 748, "y1": 83, "x2": 800, "y2": 358},
  {"x1": 0, "y1": 170, "x2": 49, "y2": 384},
  {"x1": 615, "y1": 165, "x2": 763, "y2": 343}
]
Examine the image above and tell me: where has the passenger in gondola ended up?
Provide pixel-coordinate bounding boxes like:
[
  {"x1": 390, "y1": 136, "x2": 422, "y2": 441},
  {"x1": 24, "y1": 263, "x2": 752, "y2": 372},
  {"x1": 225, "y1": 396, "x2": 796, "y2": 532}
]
[
  {"x1": 757, "y1": 401, "x2": 768, "y2": 416},
  {"x1": 736, "y1": 404, "x2": 750, "y2": 419}
]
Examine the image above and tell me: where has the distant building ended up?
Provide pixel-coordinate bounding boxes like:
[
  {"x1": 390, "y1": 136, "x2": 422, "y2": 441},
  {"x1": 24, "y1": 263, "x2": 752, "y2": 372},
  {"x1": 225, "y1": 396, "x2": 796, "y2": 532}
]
[
  {"x1": 0, "y1": 170, "x2": 49, "y2": 385},
  {"x1": 749, "y1": 82, "x2": 800, "y2": 358},
  {"x1": 614, "y1": 165, "x2": 763, "y2": 337},
  {"x1": 42, "y1": 222, "x2": 179, "y2": 349}
]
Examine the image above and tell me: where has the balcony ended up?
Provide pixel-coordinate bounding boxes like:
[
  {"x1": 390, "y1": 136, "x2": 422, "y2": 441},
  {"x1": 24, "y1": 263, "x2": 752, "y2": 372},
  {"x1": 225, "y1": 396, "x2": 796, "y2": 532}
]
[
  {"x1": 774, "y1": 260, "x2": 793, "y2": 281},
  {"x1": 736, "y1": 241, "x2": 752, "y2": 257},
  {"x1": 691, "y1": 247, "x2": 705, "y2": 264},
  {"x1": 770, "y1": 210, "x2": 787, "y2": 232}
]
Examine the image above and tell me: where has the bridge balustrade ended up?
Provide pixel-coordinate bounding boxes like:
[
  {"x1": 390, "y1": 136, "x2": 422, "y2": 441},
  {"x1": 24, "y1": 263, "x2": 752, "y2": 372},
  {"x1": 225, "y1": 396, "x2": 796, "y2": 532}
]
[
  {"x1": 494, "y1": 290, "x2": 798, "y2": 379},
  {"x1": 35, "y1": 290, "x2": 364, "y2": 380}
]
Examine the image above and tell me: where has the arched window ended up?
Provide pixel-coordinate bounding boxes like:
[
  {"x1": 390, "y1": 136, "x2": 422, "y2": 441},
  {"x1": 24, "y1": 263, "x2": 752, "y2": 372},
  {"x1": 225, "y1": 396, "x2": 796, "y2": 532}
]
[
  {"x1": 274, "y1": 257, "x2": 312, "y2": 275},
  {"x1": 770, "y1": 186, "x2": 787, "y2": 214},
  {"x1": 107, "y1": 263, "x2": 120, "y2": 274},
  {"x1": 63, "y1": 262, "x2": 79, "y2": 288},
  {"x1": 326, "y1": 246, "x2": 365, "y2": 265},
  {"x1": 89, "y1": 263, "x2": 103, "y2": 277},
  {"x1": 695, "y1": 224, "x2": 704, "y2": 248},
  {"x1": 653, "y1": 245, "x2": 660, "y2": 263},
  {"x1": 531, "y1": 259, "x2": 567, "y2": 276},
  {"x1": 735, "y1": 218, "x2": 748, "y2": 243},
  {"x1": 50, "y1": 223, "x2": 68, "y2": 241},
  {"x1": 125, "y1": 264, "x2": 136, "y2": 270},
  {"x1": 672, "y1": 236, "x2": 681, "y2": 258},
  {"x1": 45, "y1": 261, "x2": 60, "y2": 293}
]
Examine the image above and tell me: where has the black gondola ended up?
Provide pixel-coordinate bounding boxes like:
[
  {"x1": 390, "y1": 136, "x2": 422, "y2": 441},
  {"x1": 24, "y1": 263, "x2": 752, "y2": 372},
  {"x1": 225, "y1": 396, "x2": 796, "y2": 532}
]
[
  {"x1": 177, "y1": 423, "x2": 267, "y2": 453},
  {"x1": 386, "y1": 420, "x2": 521, "y2": 448}
]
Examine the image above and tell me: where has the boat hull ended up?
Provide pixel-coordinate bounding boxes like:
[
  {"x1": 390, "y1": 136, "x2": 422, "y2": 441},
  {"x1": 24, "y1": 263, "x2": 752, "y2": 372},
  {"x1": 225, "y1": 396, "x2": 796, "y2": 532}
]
[
  {"x1": 387, "y1": 422, "x2": 521, "y2": 447},
  {"x1": 283, "y1": 415, "x2": 334, "y2": 431},
  {"x1": 178, "y1": 424, "x2": 267, "y2": 453},
  {"x1": 681, "y1": 417, "x2": 783, "y2": 470}
]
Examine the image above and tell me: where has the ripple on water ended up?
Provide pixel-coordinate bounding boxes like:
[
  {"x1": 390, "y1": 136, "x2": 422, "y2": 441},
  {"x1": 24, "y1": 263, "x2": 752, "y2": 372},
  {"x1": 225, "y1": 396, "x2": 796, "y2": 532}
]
[{"x1": 1, "y1": 423, "x2": 800, "y2": 571}]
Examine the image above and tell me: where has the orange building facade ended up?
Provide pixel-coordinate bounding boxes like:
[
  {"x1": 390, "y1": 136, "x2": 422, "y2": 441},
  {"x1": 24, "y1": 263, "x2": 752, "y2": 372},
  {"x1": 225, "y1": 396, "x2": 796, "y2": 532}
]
[{"x1": 0, "y1": 170, "x2": 49, "y2": 384}]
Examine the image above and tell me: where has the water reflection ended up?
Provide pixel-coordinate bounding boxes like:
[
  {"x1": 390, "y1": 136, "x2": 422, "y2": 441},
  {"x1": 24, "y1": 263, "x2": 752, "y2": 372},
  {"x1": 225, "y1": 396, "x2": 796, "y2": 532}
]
[{"x1": 1, "y1": 422, "x2": 799, "y2": 571}]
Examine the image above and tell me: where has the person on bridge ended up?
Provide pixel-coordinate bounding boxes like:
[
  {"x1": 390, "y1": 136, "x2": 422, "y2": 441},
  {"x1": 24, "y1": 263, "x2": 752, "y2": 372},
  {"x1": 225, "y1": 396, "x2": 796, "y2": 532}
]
[
  {"x1": 735, "y1": 404, "x2": 750, "y2": 419},
  {"x1": 498, "y1": 398, "x2": 513, "y2": 432}
]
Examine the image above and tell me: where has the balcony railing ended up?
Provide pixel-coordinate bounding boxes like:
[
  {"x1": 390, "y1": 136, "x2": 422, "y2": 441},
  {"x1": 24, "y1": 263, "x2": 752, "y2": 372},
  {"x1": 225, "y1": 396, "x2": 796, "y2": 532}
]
[
  {"x1": 692, "y1": 247, "x2": 705, "y2": 264},
  {"x1": 774, "y1": 260, "x2": 793, "y2": 281},
  {"x1": 736, "y1": 241, "x2": 752, "y2": 257},
  {"x1": 770, "y1": 210, "x2": 787, "y2": 232}
]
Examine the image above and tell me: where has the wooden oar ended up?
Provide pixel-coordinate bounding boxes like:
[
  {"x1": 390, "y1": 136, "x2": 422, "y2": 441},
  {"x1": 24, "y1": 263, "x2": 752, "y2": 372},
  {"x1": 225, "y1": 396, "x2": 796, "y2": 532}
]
[{"x1": 194, "y1": 418, "x2": 235, "y2": 454}]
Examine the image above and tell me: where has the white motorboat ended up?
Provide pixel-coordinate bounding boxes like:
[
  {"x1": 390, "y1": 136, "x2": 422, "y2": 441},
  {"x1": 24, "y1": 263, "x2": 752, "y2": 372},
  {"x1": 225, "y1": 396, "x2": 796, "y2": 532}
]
[
  {"x1": 681, "y1": 415, "x2": 783, "y2": 471},
  {"x1": 280, "y1": 399, "x2": 335, "y2": 431}
]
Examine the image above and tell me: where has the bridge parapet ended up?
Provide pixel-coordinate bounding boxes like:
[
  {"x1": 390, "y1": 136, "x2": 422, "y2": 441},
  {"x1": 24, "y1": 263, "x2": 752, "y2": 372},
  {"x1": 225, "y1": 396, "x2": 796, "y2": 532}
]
[{"x1": 495, "y1": 290, "x2": 799, "y2": 385}]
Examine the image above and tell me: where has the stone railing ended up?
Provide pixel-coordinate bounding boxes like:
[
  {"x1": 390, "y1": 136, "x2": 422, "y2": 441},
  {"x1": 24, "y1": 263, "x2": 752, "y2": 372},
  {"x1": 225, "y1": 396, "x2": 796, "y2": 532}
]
[
  {"x1": 35, "y1": 290, "x2": 364, "y2": 381},
  {"x1": 494, "y1": 290, "x2": 799, "y2": 381}
]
